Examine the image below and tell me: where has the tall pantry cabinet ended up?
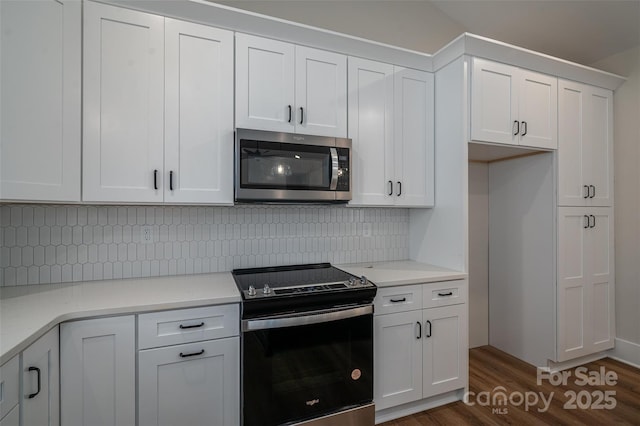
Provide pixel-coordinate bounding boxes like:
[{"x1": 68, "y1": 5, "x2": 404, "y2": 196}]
[{"x1": 556, "y1": 80, "x2": 614, "y2": 362}]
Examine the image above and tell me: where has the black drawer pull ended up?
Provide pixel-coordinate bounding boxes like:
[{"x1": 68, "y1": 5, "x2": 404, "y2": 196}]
[
  {"x1": 416, "y1": 321, "x2": 422, "y2": 339},
  {"x1": 179, "y1": 322, "x2": 205, "y2": 330},
  {"x1": 153, "y1": 169, "x2": 158, "y2": 190},
  {"x1": 27, "y1": 366, "x2": 41, "y2": 399},
  {"x1": 179, "y1": 349, "x2": 205, "y2": 358},
  {"x1": 425, "y1": 320, "x2": 432, "y2": 338},
  {"x1": 437, "y1": 291, "x2": 453, "y2": 297},
  {"x1": 389, "y1": 297, "x2": 406, "y2": 303}
]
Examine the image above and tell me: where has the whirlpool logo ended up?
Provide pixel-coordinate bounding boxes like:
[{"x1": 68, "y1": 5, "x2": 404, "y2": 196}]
[{"x1": 305, "y1": 399, "x2": 320, "y2": 407}]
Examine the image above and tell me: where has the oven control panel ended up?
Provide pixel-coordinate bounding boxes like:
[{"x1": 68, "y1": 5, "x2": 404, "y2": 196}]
[{"x1": 242, "y1": 276, "x2": 373, "y2": 299}]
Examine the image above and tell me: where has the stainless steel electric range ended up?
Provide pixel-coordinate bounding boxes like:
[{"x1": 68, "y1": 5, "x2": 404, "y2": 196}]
[{"x1": 232, "y1": 263, "x2": 377, "y2": 426}]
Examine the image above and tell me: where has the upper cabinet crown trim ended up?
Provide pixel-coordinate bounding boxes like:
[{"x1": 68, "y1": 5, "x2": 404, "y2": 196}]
[{"x1": 433, "y1": 33, "x2": 626, "y2": 91}]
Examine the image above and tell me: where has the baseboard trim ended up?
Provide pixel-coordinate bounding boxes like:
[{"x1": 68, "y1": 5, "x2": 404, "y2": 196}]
[
  {"x1": 607, "y1": 338, "x2": 640, "y2": 369},
  {"x1": 374, "y1": 389, "x2": 464, "y2": 424},
  {"x1": 547, "y1": 352, "x2": 608, "y2": 372}
]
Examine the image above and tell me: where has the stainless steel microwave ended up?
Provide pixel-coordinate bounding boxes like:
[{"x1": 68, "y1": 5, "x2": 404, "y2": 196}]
[{"x1": 235, "y1": 129, "x2": 352, "y2": 203}]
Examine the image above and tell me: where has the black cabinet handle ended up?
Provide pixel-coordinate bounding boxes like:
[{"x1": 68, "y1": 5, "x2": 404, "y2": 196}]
[
  {"x1": 179, "y1": 321, "x2": 205, "y2": 330},
  {"x1": 513, "y1": 120, "x2": 519, "y2": 135},
  {"x1": 590, "y1": 215, "x2": 596, "y2": 228},
  {"x1": 437, "y1": 291, "x2": 453, "y2": 297},
  {"x1": 521, "y1": 121, "x2": 527, "y2": 136},
  {"x1": 288, "y1": 105, "x2": 292, "y2": 123},
  {"x1": 153, "y1": 169, "x2": 158, "y2": 190},
  {"x1": 416, "y1": 321, "x2": 422, "y2": 339},
  {"x1": 389, "y1": 297, "x2": 406, "y2": 303},
  {"x1": 388, "y1": 181, "x2": 393, "y2": 196},
  {"x1": 425, "y1": 320, "x2": 432, "y2": 338},
  {"x1": 584, "y1": 185, "x2": 590, "y2": 199},
  {"x1": 584, "y1": 215, "x2": 590, "y2": 229},
  {"x1": 179, "y1": 349, "x2": 205, "y2": 358},
  {"x1": 27, "y1": 366, "x2": 41, "y2": 399},
  {"x1": 169, "y1": 171, "x2": 174, "y2": 191},
  {"x1": 589, "y1": 185, "x2": 596, "y2": 199},
  {"x1": 300, "y1": 107, "x2": 304, "y2": 125},
  {"x1": 397, "y1": 181, "x2": 402, "y2": 196}
]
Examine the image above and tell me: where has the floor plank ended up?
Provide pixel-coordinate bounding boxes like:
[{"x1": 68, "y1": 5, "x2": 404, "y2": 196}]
[{"x1": 380, "y1": 346, "x2": 640, "y2": 425}]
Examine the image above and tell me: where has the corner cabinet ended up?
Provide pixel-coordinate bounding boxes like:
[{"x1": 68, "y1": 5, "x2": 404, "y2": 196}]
[
  {"x1": 373, "y1": 281, "x2": 467, "y2": 417},
  {"x1": 348, "y1": 58, "x2": 434, "y2": 207},
  {"x1": 82, "y1": 1, "x2": 234, "y2": 204},
  {"x1": 22, "y1": 327, "x2": 60, "y2": 426},
  {"x1": 558, "y1": 80, "x2": 613, "y2": 207},
  {"x1": 0, "y1": 0, "x2": 81, "y2": 202},
  {"x1": 557, "y1": 208, "x2": 614, "y2": 362},
  {"x1": 471, "y1": 57, "x2": 557, "y2": 149},
  {"x1": 235, "y1": 33, "x2": 347, "y2": 137},
  {"x1": 60, "y1": 316, "x2": 136, "y2": 426}
]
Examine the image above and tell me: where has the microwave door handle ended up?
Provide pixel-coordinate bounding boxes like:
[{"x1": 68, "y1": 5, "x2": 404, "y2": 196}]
[{"x1": 330, "y1": 147, "x2": 339, "y2": 190}]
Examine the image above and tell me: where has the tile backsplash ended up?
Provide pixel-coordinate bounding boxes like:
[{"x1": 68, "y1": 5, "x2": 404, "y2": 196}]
[{"x1": 0, "y1": 205, "x2": 409, "y2": 286}]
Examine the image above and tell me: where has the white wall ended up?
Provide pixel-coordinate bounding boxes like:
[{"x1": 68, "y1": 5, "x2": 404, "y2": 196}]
[
  {"x1": 214, "y1": 0, "x2": 465, "y2": 54},
  {"x1": 468, "y1": 162, "x2": 489, "y2": 348},
  {"x1": 592, "y1": 47, "x2": 640, "y2": 352}
]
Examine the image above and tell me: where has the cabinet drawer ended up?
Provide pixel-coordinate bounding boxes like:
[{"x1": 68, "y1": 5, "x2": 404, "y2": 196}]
[
  {"x1": 0, "y1": 356, "x2": 19, "y2": 421},
  {"x1": 422, "y1": 280, "x2": 466, "y2": 308},
  {"x1": 138, "y1": 304, "x2": 239, "y2": 349},
  {"x1": 374, "y1": 285, "x2": 423, "y2": 315}
]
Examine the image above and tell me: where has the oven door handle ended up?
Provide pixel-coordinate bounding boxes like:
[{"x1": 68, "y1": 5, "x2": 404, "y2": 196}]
[
  {"x1": 242, "y1": 305, "x2": 373, "y2": 331},
  {"x1": 329, "y1": 147, "x2": 339, "y2": 190}
]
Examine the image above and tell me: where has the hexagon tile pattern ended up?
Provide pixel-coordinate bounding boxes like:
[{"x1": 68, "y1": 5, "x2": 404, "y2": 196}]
[{"x1": 0, "y1": 205, "x2": 409, "y2": 286}]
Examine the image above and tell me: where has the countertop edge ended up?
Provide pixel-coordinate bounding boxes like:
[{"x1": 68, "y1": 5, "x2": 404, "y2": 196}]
[{"x1": 1, "y1": 295, "x2": 241, "y2": 365}]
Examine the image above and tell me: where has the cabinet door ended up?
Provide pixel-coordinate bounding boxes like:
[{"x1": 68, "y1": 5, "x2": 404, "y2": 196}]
[
  {"x1": 558, "y1": 80, "x2": 587, "y2": 206},
  {"x1": 583, "y1": 87, "x2": 613, "y2": 206},
  {"x1": 422, "y1": 304, "x2": 467, "y2": 398},
  {"x1": 235, "y1": 33, "x2": 295, "y2": 132},
  {"x1": 22, "y1": 327, "x2": 59, "y2": 426},
  {"x1": 348, "y1": 57, "x2": 394, "y2": 206},
  {"x1": 0, "y1": 356, "x2": 19, "y2": 421},
  {"x1": 164, "y1": 19, "x2": 234, "y2": 204},
  {"x1": 0, "y1": 406, "x2": 18, "y2": 426},
  {"x1": 470, "y1": 58, "x2": 518, "y2": 145},
  {"x1": 557, "y1": 207, "x2": 613, "y2": 361},
  {"x1": 586, "y1": 209, "x2": 614, "y2": 353},
  {"x1": 83, "y1": 2, "x2": 164, "y2": 202},
  {"x1": 393, "y1": 67, "x2": 434, "y2": 207},
  {"x1": 373, "y1": 311, "x2": 423, "y2": 410},
  {"x1": 518, "y1": 70, "x2": 557, "y2": 149},
  {"x1": 0, "y1": 0, "x2": 81, "y2": 201},
  {"x1": 138, "y1": 337, "x2": 240, "y2": 426},
  {"x1": 294, "y1": 46, "x2": 347, "y2": 137},
  {"x1": 60, "y1": 316, "x2": 136, "y2": 426}
]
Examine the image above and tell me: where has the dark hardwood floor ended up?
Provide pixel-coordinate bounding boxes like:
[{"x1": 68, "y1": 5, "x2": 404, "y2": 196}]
[{"x1": 381, "y1": 346, "x2": 640, "y2": 425}]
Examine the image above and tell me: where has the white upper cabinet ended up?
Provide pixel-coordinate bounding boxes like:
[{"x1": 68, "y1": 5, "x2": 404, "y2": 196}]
[
  {"x1": 83, "y1": 2, "x2": 164, "y2": 203},
  {"x1": 83, "y1": 2, "x2": 234, "y2": 204},
  {"x1": 393, "y1": 68, "x2": 434, "y2": 207},
  {"x1": 349, "y1": 59, "x2": 434, "y2": 207},
  {"x1": 295, "y1": 46, "x2": 347, "y2": 137},
  {"x1": 558, "y1": 80, "x2": 613, "y2": 207},
  {"x1": 236, "y1": 33, "x2": 347, "y2": 137},
  {"x1": 164, "y1": 19, "x2": 234, "y2": 204},
  {"x1": 471, "y1": 58, "x2": 557, "y2": 149},
  {"x1": 348, "y1": 57, "x2": 395, "y2": 206},
  {"x1": 0, "y1": 0, "x2": 81, "y2": 202}
]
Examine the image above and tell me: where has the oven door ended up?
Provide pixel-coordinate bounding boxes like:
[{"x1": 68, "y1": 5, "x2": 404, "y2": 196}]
[{"x1": 242, "y1": 306, "x2": 373, "y2": 426}]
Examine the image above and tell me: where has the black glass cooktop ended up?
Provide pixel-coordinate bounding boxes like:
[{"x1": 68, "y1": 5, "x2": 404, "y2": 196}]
[{"x1": 232, "y1": 263, "x2": 354, "y2": 290}]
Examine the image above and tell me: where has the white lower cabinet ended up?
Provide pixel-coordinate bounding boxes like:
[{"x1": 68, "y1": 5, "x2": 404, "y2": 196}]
[
  {"x1": 557, "y1": 207, "x2": 614, "y2": 362},
  {"x1": 374, "y1": 282, "x2": 467, "y2": 412},
  {"x1": 138, "y1": 337, "x2": 240, "y2": 426},
  {"x1": 60, "y1": 316, "x2": 136, "y2": 426},
  {"x1": 22, "y1": 327, "x2": 60, "y2": 426},
  {"x1": 137, "y1": 305, "x2": 240, "y2": 426},
  {"x1": 0, "y1": 356, "x2": 19, "y2": 425}
]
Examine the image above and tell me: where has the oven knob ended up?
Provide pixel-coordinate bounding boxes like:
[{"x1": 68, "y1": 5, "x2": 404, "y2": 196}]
[
  {"x1": 360, "y1": 276, "x2": 368, "y2": 285},
  {"x1": 247, "y1": 285, "x2": 256, "y2": 297},
  {"x1": 263, "y1": 284, "x2": 272, "y2": 295},
  {"x1": 348, "y1": 277, "x2": 357, "y2": 287}
]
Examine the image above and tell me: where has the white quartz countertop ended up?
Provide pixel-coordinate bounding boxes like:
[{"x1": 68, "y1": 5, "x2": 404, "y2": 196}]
[
  {"x1": 337, "y1": 260, "x2": 467, "y2": 287},
  {"x1": 0, "y1": 273, "x2": 240, "y2": 364}
]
